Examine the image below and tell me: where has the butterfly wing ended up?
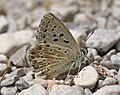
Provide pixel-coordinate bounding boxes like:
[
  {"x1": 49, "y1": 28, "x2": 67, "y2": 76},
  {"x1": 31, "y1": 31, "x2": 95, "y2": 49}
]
[
  {"x1": 36, "y1": 13, "x2": 80, "y2": 52},
  {"x1": 26, "y1": 13, "x2": 81, "y2": 78}
]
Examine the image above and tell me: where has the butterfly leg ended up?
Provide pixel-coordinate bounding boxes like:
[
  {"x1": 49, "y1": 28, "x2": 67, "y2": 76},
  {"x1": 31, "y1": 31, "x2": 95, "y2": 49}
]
[{"x1": 66, "y1": 62, "x2": 75, "y2": 77}]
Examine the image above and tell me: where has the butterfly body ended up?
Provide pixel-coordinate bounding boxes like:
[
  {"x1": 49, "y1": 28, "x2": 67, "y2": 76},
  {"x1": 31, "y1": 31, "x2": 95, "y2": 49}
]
[{"x1": 26, "y1": 13, "x2": 86, "y2": 79}]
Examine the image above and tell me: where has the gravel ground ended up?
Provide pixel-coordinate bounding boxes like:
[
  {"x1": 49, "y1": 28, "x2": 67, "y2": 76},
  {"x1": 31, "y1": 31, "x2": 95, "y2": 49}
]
[{"x1": 0, "y1": 0, "x2": 120, "y2": 95}]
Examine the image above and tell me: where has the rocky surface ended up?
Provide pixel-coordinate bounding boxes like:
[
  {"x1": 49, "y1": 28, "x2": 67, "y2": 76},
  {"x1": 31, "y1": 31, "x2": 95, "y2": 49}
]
[{"x1": 0, "y1": 0, "x2": 120, "y2": 95}]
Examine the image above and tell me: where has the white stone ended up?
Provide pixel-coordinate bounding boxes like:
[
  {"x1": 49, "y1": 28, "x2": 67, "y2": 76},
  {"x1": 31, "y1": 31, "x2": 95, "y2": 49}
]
[
  {"x1": 19, "y1": 84, "x2": 47, "y2": 95},
  {"x1": 49, "y1": 84, "x2": 85, "y2": 95},
  {"x1": 74, "y1": 66, "x2": 99, "y2": 90},
  {"x1": 92, "y1": 85, "x2": 120, "y2": 95},
  {"x1": 0, "y1": 54, "x2": 8, "y2": 63}
]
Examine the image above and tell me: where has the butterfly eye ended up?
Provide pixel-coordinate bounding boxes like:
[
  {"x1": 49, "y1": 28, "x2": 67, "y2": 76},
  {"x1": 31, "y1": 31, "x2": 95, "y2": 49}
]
[{"x1": 80, "y1": 48, "x2": 88, "y2": 55}]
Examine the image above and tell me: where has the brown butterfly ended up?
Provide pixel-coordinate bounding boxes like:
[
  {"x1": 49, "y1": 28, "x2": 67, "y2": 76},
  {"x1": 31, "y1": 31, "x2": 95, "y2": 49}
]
[{"x1": 26, "y1": 13, "x2": 87, "y2": 79}]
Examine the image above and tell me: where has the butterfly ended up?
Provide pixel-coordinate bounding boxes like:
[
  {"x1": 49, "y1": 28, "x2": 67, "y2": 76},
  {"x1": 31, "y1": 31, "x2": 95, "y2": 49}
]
[{"x1": 26, "y1": 13, "x2": 87, "y2": 79}]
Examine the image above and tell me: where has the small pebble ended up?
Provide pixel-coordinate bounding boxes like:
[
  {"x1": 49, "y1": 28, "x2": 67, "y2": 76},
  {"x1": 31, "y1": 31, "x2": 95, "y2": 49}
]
[
  {"x1": 9, "y1": 45, "x2": 29, "y2": 67},
  {"x1": 85, "y1": 88, "x2": 92, "y2": 95},
  {"x1": 49, "y1": 84, "x2": 85, "y2": 95},
  {"x1": 74, "y1": 66, "x2": 99, "y2": 90},
  {"x1": 18, "y1": 84, "x2": 47, "y2": 95},
  {"x1": 1, "y1": 75, "x2": 19, "y2": 86},
  {"x1": 0, "y1": 54, "x2": 8, "y2": 63},
  {"x1": 15, "y1": 79, "x2": 29, "y2": 91},
  {"x1": 93, "y1": 85, "x2": 120, "y2": 95},
  {"x1": 1, "y1": 86, "x2": 17, "y2": 95},
  {"x1": 103, "y1": 77, "x2": 117, "y2": 86}
]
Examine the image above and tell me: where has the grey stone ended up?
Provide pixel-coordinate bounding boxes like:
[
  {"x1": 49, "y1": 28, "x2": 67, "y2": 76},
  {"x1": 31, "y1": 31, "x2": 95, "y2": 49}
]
[
  {"x1": 31, "y1": 20, "x2": 40, "y2": 29},
  {"x1": 69, "y1": 29, "x2": 87, "y2": 43},
  {"x1": 86, "y1": 29, "x2": 119, "y2": 54},
  {"x1": 94, "y1": 55, "x2": 102, "y2": 62},
  {"x1": 117, "y1": 69, "x2": 120, "y2": 84},
  {"x1": 74, "y1": 66, "x2": 99, "y2": 90},
  {"x1": 18, "y1": 84, "x2": 47, "y2": 95},
  {"x1": 51, "y1": 5, "x2": 78, "y2": 21},
  {"x1": 100, "y1": 60, "x2": 118, "y2": 69},
  {"x1": 105, "y1": 49, "x2": 117, "y2": 59},
  {"x1": 20, "y1": 73, "x2": 33, "y2": 83},
  {"x1": 85, "y1": 88, "x2": 92, "y2": 95},
  {"x1": 67, "y1": 20, "x2": 97, "y2": 33},
  {"x1": 106, "y1": 16, "x2": 119, "y2": 29},
  {"x1": 49, "y1": 85, "x2": 85, "y2": 95},
  {"x1": 1, "y1": 75, "x2": 19, "y2": 86},
  {"x1": 116, "y1": 40, "x2": 120, "y2": 51},
  {"x1": 0, "y1": 54, "x2": 8, "y2": 63},
  {"x1": 23, "y1": 68, "x2": 34, "y2": 74},
  {"x1": 74, "y1": 13, "x2": 88, "y2": 21},
  {"x1": 87, "y1": 48, "x2": 98, "y2": 62},
  {"x1": 87, "y1": 48, "x2": 98, "y2": 57},
  {"x1": 0, "y1": 16, "x2": 8, "y2": 33},
  {"x1": 113, "y1": 0, "x2": 120, "y2": 7},
  {"x1": 9, "y1": 45, "x2": 29, "y2": 67},
  {"x1": 93, "y1": 61, "x2": 100, "y2": 65},
  {"x1": 110, "y1": 69, "x2": 118, "y2": 75},
  {"x1": 15, "y1": 79, "x2": 29, "y2": 91},
  {"x1": 1, "y1": 86, "x2": 17, "y2": 95},
  {"x1": 0, "y1": 63, "x2": 7, "y2": 76},
  {"x1": 96, "y1": 80, "x2": 103, "y2": 89},
  {"x1": 29, "y1": 78, "x2": 47, "y2": 87},
  {"x1": 112, "y1": 7, "x2": 120, "y2": 19},
  {"x1": 10, "y1": 68, "x2": 26, "y2": 78},
  {"x1": 96, "y1": 17, "x2": 106, "y2": 28},
  {"x1": 92, "y1": 85, "x2": 120, "y2": 95},
  {"x1": 110, "y1": 54, "x2": 120, "y2": 69},
  {"x1": 7, "y1": 15, "x2": 18, "y2": 32}
]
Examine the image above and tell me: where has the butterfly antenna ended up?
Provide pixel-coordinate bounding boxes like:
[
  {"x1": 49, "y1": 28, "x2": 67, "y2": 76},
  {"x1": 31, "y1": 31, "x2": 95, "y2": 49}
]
[
  {"x1": 85, "y1": 29, "x2": 95, "y2": 42},
  {"x1": 76, "y1": 62, "x2": 81, "y2": 78}
]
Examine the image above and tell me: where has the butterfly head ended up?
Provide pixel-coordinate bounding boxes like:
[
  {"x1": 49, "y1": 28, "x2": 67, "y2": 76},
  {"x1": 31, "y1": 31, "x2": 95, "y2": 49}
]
[{"x1": 80, "y1": 48, "x2": 88, "y2": 57}]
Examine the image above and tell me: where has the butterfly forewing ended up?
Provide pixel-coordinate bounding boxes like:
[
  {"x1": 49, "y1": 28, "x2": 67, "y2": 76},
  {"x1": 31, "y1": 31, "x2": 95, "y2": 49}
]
[
  {"x1": 26, "y1": 13, "x2": 81, "y2": 78},
  {"x1": 37, "y1": 13, "x2": 79, "y2": 52}
]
